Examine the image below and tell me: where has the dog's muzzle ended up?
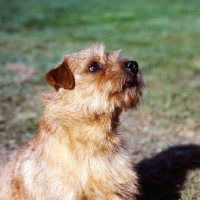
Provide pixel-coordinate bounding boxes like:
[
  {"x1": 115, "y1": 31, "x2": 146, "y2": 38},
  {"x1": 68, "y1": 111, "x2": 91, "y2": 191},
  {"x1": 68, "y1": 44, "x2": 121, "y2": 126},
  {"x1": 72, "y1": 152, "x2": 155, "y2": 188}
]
[{"x1": 123, "y1": 61, "x2": 139, "y2": 89}]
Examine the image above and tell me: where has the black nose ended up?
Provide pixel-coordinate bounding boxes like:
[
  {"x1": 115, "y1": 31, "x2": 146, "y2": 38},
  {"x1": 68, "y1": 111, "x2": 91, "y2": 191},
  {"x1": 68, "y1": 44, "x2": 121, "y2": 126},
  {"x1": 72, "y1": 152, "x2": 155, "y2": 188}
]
[{"x1": 125, "y1": 61, "x2": 138, "y2": 74}]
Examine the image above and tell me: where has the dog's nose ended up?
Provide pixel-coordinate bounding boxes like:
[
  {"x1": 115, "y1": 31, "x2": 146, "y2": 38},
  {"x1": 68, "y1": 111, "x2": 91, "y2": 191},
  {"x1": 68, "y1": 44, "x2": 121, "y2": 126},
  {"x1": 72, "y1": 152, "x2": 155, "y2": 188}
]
[{"x1": 125, "y1": 61, "x2": 138, "y2": 74}]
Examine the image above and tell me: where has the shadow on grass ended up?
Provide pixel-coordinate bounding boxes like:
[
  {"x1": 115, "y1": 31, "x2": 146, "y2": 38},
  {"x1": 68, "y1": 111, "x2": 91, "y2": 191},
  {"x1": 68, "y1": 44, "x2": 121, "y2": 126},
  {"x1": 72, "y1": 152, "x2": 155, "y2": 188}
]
[{"x1": 135, "y1": 144, "x2": 200, "y2": 200}]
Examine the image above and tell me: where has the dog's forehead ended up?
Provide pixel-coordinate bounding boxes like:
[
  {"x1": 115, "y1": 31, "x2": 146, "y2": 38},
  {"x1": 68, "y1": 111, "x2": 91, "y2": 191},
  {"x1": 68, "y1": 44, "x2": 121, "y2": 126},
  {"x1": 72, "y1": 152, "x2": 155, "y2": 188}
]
[
  {"x1": 83, "y1": 44, "x2": 123, "y2": 63},
  {"x1": 69, "y1": 44, "x2": 123, "y2": 64}
]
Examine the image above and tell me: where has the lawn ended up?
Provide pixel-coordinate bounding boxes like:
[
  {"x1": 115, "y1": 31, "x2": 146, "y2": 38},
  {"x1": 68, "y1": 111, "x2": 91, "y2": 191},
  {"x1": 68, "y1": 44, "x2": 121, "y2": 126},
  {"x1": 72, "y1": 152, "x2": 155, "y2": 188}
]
[{"x1": 0, "y1": 0, "x2": 200, "y2": 199}]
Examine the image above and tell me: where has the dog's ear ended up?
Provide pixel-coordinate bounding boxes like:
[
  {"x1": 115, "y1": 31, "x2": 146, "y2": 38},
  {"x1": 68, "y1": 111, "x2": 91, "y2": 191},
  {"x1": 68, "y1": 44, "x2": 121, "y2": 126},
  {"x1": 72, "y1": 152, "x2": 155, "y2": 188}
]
[{"x1": 45, "y1": 59, "x2": 75, "y2": 90}]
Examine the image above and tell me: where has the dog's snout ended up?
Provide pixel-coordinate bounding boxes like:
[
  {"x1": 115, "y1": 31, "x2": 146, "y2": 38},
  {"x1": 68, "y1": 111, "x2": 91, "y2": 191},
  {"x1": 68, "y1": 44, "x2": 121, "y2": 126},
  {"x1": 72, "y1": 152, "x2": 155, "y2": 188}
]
[{"x1": 125, "y1": 61, "x2": 138, "y2": 74}]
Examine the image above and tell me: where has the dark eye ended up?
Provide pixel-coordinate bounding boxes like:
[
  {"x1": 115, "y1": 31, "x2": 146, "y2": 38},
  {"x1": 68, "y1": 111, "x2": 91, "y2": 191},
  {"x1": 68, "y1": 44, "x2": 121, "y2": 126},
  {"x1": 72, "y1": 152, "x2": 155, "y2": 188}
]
[{"x1": 88, "y1": 62, "x2": 102, "y2": 72}]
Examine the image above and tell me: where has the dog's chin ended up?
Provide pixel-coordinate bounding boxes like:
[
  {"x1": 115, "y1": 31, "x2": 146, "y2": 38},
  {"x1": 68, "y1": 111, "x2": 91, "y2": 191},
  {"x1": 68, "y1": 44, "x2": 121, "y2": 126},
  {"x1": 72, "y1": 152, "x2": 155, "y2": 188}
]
[{"x1": 119, "y1": 78, "x2": 143, "y2": 109}]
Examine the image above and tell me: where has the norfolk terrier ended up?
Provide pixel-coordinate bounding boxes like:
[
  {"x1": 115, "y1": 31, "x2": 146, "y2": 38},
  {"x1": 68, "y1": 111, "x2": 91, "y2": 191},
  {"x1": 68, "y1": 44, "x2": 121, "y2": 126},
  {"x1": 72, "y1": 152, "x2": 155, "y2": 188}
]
[{"x1": 0, "y1": 43, "x2": 144, "y2": 200}]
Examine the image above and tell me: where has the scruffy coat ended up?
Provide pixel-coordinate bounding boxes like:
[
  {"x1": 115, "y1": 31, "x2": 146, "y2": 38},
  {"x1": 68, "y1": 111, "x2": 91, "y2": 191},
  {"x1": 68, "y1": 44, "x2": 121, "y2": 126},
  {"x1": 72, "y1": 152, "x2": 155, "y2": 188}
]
[{"x1": 0, "y1": 44, "x2": 144, "y2": 200}]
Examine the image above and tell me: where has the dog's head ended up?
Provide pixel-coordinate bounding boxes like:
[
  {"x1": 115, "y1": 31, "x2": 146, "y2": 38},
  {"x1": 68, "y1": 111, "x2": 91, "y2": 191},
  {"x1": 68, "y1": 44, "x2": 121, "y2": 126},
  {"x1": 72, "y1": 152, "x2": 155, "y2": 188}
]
[{"x1": 45, "y1": 44, "x2": 144, "y2": 117}]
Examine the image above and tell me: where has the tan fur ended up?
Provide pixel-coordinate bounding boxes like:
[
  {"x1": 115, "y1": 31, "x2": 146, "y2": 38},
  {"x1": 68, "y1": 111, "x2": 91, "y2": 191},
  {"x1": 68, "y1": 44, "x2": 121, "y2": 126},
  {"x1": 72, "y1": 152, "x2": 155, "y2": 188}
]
[{"x1": 0, "y1": 43, "x2": 144, "y2": 200}]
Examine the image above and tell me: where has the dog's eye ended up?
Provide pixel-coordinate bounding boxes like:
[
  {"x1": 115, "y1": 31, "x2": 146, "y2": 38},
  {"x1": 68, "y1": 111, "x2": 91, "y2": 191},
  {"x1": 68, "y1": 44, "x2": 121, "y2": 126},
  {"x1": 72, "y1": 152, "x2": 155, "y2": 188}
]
[{"x1": 88, "y1": 62, "x2": 102, "y2": 72}]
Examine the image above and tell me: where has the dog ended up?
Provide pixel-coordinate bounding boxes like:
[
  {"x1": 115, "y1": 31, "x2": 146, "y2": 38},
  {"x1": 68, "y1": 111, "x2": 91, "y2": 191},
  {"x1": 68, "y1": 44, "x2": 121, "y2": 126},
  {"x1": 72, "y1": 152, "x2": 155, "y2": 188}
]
[{"x1": 0, "y1": 43, "x2": 144, "y2": 200}]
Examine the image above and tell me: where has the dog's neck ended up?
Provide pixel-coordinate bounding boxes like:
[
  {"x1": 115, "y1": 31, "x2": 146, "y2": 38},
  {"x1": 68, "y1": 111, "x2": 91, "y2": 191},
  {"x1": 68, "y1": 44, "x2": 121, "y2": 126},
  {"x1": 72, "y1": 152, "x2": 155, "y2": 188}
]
[{"x1": 37, "y1": 111, "x2": 122, "y2": 149}]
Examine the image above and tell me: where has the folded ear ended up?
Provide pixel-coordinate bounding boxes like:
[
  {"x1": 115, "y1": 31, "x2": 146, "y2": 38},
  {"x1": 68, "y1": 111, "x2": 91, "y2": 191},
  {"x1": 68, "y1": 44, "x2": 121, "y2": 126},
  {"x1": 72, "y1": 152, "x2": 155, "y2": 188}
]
[{"x1": 45, "y1": 59, "x2": 75, "y2": 90}]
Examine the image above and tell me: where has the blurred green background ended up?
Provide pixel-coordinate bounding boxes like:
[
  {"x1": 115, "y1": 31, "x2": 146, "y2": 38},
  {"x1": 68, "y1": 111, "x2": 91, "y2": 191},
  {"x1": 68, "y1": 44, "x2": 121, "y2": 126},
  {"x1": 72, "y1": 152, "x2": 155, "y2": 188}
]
[{"x1": 0, "y1": 0, "x2": 200, "y2": 197}]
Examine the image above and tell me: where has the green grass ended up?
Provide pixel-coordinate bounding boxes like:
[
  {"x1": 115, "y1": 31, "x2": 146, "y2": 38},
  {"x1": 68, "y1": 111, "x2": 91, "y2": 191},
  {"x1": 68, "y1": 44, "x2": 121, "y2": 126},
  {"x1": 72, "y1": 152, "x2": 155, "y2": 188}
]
[{"x1": 0, "y1": 0, "x2": 200, "y2": 198}]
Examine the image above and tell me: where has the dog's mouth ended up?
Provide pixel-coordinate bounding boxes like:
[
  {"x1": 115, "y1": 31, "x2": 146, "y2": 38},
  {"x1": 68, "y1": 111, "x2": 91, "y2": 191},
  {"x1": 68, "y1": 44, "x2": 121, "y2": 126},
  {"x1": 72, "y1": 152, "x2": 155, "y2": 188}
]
[
  {"x1": 122, "y1": 75, "x2": 139, "y2": 90},
  {"x1": 123, "y1": 80, "x2": 137, "y2": 89}
]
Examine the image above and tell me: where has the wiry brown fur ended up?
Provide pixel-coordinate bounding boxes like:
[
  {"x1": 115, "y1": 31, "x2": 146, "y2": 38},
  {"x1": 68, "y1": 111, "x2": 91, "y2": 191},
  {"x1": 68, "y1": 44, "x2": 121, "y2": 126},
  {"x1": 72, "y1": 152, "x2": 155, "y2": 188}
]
[{"x1": 0, "y1": 43, "x2": 144, "y2": 200}]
